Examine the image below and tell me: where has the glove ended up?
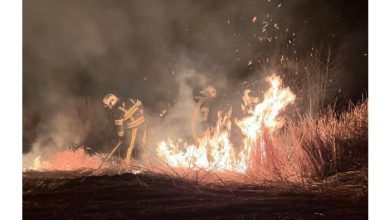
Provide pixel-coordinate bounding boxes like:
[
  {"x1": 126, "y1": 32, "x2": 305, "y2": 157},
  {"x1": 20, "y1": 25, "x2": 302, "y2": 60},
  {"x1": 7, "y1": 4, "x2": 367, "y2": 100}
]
[{"x1": 118, "y1": 136, "x2": 124, "y2": 143}]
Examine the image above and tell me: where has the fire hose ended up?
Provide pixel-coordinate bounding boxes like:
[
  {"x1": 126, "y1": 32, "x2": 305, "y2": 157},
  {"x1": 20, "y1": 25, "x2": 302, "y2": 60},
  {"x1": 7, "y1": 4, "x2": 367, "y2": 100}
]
[{"x1": 97, "y1": 141, "x2": 122, "y2": 170}]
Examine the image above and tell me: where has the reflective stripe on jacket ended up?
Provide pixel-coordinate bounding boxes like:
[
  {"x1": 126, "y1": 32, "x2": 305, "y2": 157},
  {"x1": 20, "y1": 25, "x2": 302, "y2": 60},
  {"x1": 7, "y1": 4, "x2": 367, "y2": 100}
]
[{"x1": 113, "y1": 98, "x2": 144, "y2": 137}]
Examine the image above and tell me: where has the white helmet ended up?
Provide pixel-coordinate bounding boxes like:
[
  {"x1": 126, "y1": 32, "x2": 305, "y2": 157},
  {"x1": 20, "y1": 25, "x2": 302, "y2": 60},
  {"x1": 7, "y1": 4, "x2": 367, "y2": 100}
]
[{"x1": 102, "y1": 93, "x2": 118, "y2": 107}]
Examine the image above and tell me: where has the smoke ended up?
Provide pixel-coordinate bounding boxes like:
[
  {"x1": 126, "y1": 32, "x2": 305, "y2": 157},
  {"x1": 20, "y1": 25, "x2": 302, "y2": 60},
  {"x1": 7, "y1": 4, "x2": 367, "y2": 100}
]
[
  {"x1": 146, "y1": 69, "x2": 205, "y2": 146},
  {"x1": 23, "y1": 0, "x2": 367, "y2": 158}
]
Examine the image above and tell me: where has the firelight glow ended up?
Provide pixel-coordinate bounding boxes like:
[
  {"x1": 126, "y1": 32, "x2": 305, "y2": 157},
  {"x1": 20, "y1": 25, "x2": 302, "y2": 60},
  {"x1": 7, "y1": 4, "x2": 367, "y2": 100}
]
[{"x1": 157, "y1": 74, "x2": 296, "y2": 173}]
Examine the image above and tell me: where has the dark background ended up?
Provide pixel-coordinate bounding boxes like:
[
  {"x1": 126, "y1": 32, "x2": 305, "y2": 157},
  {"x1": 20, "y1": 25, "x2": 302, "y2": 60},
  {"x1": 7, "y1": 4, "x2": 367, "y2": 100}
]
[{"x1": 23, "y1": 0, "x2": 368, "y2": 154}]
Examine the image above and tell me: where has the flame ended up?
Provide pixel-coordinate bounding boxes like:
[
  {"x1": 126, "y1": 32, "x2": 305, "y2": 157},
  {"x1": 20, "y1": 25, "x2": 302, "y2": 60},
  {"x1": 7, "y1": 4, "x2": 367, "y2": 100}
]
[
  {"x1": 238, "y1": 75, "x2": 296, "y2": 138},
  {"x1": 33, "y1": 155, "x2": 41, "y2": 170},
  {"x1": 157, "y1": 74, "x2": 295, "y2": 173},
  {"x1": 29, "y1": 149, "x2": 104, "y2": 171}
]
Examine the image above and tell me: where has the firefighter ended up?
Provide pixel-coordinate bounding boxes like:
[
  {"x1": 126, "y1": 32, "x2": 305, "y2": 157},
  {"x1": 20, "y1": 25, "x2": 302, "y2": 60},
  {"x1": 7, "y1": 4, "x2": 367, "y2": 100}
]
[
  {"x1": 191, "y1": 85, "x2": 217, "y2": 143},
  {"x1": 103, "y1": 93, "x2": 147, "y2": 165}
]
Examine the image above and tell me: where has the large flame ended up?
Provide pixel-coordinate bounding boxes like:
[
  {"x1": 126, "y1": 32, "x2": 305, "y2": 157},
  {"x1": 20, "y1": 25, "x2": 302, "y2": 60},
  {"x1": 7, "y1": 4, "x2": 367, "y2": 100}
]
[{"x1": 157, "y1": 74, "x2": 296, "y2": 173}]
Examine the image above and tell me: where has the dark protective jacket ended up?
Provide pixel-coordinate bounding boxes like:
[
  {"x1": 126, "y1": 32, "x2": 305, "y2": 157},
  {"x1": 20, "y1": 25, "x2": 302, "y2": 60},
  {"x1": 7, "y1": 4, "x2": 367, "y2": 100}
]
[
  {"x1": 110, "y1": 98, "x2": 146, "y2": 162},
  {"x1": 111, "y1": 98, "x2": 145, "y2": 137}
]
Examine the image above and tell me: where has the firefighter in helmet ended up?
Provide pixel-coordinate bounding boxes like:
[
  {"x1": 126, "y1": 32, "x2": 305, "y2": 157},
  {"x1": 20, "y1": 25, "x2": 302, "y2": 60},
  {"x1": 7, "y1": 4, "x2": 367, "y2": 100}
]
[
  {"x1": 103, "y1": 93, "x2": 147, "y2": 165},
  {"x1": 191, "y1": 85, "x2": 217, "y2": 143}
]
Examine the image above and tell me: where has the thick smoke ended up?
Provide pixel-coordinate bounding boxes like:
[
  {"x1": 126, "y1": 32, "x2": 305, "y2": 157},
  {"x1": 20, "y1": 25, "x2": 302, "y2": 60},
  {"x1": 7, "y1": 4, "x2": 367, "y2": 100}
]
[{"x1": 23, "y1": 0, "x2": 367, "y2": 158}]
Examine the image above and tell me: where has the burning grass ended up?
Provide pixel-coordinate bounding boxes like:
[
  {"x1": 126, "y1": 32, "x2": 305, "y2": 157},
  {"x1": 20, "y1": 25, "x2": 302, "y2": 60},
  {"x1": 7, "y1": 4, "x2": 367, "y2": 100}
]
[
  {"x1": 29, "y1": 148, "x2": 105, "y2": 171},
  {"x1": 24, "y1": 75, "x2": 367, "y2": 192},
  {"x1": 157, "y1": 74, "x2": 297, "y2": 174},
  {"x1": 234, "y1": 98, "x2": 368, "y2": 185},
  {"x1": 156, "y1": 98, "x2": 368, "y2": 188},
  {"x1": 155, "y1": 73, "x2": 367, "y2": 187}
]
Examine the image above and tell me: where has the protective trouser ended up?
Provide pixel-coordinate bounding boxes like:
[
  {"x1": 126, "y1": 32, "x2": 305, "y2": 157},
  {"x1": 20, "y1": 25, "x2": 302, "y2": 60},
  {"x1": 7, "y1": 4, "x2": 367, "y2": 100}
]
[{"x1": 117, "y1": 123, "x2": 146, "y2": 163}]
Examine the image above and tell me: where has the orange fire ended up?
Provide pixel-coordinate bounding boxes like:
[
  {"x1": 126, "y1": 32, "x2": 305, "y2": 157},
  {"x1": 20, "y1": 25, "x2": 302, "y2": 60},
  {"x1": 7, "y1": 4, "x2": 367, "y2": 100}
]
[
  {"x1": 30, "y1": 149, "x2": 104, "y2": 171},
  {"x1": 157, "y1": 74, "x2": 296, "y2": 173},
  {"x1": 33, "y1": 155, "x2": 41, "y2": 170}
]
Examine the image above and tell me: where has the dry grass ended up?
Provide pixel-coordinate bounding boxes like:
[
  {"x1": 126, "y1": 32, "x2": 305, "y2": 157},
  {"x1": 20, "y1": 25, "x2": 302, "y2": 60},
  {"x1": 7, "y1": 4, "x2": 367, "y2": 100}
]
[
  {"x1": 151, "y1": 98, "x2": 368, "y2": 190},
  {"x1": 246, "y1": 98, "x2": 368, "y2": 184}
]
